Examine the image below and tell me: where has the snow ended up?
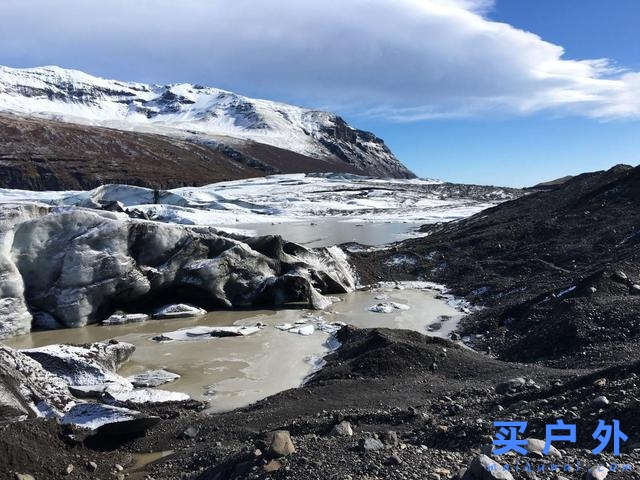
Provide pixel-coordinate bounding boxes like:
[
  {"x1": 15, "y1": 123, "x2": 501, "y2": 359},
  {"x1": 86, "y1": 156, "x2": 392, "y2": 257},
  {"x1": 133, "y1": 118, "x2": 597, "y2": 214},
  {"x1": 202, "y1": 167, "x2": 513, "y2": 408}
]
[
  {"x1": 0, "y1": 174, "x2": 506, "y2": 229},
  {"x1": 0, "y1": 66, "x2": 405, "y2": 170}
]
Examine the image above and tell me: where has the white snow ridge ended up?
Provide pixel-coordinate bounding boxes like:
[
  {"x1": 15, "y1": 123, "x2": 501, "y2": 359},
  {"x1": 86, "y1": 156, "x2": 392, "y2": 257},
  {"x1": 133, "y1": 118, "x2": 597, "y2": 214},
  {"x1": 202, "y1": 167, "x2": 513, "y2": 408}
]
[{"x1": 0, "y1": 65, "x2": 414, "y2": 178}]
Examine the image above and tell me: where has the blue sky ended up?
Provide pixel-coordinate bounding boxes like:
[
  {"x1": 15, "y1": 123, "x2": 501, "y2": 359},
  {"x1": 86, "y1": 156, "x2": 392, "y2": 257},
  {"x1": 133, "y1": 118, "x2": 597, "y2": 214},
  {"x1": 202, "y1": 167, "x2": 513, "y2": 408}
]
[
  {"x1": 0, "y1": 0, "x2": 638, "y2": 186},
  {"x1": 356, "y1": 0, "x2": 640, "y2": 186}
]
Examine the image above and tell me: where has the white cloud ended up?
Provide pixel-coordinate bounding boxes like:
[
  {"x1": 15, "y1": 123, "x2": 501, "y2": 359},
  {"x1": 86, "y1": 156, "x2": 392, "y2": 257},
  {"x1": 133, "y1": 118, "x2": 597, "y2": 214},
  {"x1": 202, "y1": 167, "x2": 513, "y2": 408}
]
[{"x1": 0, "y1": 0, "x2": 638, "y2": 121}]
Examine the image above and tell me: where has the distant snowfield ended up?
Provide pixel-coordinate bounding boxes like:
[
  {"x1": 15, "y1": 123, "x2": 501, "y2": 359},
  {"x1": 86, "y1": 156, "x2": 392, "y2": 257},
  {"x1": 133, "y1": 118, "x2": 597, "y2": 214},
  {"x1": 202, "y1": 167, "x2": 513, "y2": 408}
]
[{"x1": 0, "y1": 174, "x2": 512, "y2": 243}]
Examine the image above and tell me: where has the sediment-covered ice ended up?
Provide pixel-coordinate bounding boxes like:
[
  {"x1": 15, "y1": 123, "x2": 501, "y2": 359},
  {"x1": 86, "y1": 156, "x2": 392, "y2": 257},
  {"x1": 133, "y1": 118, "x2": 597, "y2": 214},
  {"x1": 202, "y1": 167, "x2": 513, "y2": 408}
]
[{"x1": 0, "y1": 206, "x2": 354, "y2": 337}]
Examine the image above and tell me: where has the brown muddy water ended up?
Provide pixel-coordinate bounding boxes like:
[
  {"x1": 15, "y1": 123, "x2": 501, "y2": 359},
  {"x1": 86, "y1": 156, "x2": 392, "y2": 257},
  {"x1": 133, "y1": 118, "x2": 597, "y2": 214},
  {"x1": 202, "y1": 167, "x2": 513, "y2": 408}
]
[
  {"x1": 226, "y1": 219, "x2": 426, "y2": 247},
  {"x1": 5, "y1": 288, "x2": 462, "y2": 413}
]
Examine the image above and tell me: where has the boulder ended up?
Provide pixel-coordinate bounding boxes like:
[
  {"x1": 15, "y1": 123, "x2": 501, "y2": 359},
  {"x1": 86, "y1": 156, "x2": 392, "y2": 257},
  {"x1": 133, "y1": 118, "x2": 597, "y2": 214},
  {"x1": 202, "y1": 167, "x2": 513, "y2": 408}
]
[
  {"x1": 462, "y1": 455, "x2": 514, "y2": 480},
  {"x1": 265, "y1": 430, "x2": 296, "y2": 457},
  {"x1": 525, "y1": 438, "x2": 562, "y2": 458},
  {"x1": 495, "y1": 377, "x2": 526, "y2": 395},
  {"x1": 585, "y1": 466, "x2": 608, "y2": 480},
  {"x1": 360, "y1": 437, "x2": 384, "y2": 452},
  {"x1": 331, "y1": 420, "x2": 354, "y2": 437}
]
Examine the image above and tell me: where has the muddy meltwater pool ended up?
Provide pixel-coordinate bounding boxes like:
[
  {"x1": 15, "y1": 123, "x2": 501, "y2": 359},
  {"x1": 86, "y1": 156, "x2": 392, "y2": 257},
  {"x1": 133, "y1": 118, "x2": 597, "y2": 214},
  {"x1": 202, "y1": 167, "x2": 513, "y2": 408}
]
[
  {"x1": 227, "y1": 219, "x2": 426, "y2": 248},
  {"x1": 6, "y1": 286, "x2": 463, "y2": 413}
]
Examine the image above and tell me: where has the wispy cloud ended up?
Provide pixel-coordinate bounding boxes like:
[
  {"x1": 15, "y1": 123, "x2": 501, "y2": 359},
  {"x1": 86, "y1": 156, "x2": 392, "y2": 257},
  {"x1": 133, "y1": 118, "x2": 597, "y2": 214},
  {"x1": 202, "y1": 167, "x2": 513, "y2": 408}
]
[{"x1": 0, "y1": 0, "x2": 638, "y2": 121}]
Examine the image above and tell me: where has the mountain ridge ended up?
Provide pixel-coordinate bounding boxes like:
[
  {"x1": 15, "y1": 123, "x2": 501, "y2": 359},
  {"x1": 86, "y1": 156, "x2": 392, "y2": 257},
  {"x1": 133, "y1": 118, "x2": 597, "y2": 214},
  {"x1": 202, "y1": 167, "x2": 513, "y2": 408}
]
[{"x1": 0, "y1": 65, "x2": 415, "y2": 183}]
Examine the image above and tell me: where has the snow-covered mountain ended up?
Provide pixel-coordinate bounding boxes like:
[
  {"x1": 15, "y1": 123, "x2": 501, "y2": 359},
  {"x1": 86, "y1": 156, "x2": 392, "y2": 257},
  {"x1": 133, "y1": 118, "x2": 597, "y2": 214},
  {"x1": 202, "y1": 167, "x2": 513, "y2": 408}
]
[{"x1": 0, "y1": 66, "x2": 414, "y2": 179}]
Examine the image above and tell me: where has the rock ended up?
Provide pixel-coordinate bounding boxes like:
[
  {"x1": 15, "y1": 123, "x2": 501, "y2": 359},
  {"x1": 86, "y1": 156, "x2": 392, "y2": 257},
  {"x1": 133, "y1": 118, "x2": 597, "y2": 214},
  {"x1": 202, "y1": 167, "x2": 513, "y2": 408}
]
[
  {"x1": 592, "y1": 395, "x2": 610, "y2": 408},
  {"x1": 263, "y1": 460, "x2": 283, "y2": 472},
  {"x1": 462, "y1": 455, "x2": 514, "y2": 480},
  {"x1": 115, "y1": 464, "x2": 124, "y2": 471},
  {"x1": 127, "y1": 369, "x2": 180, "y2": 387},
  {"x1": 585, "y1": 466, "x2": 608, "y2": 480},
  {"x1": 612, "y1": 271, "x2": 628, "y2": 282},
  {"x1": 64, "y1": 464, "x2": 74, "y2": 475},
  {"x1": 87, "y1": 461, "x2": 98, "y2": 472},
  {"x1": 593, "y1": 378, "x2": 606, "y2": 388},
  {"x1": 631, "y1": 284, "x2": 640, "y2": 295},
  {"x1": 179, "y1": 426, "x2": 199, "y2": 440},
  {"x1": 2, "y1": 209, "x2": 354, "y2": 336},
  {"x1": 152, "y1": 304, "x2": 207, "y2": 320},
  {"x1": 265, "y1": 430, "x2": 296, "y2": 457},
  {"x1": 14, "y1": 474, "x2": 35, "y2": 480},
  {"x1": 360, "y1": 437, "x2": 384, "y2": 452},
  {"x1": 102, "y1": 312, "x2": 149, "y2": 325},
  {"x1": 495, "y1": 377, "x2": 526, "y2": 394},
  {"x1": 0, "y1": 345, "x2": 74, "y2": 420},
  {"x1": 331, "y1": 420, "x2": 354, "y2": 437},
  {"x1": 385, "y1": 453, "x2": 402, "y2": 465},
  {"x1": 525, "y1": 438, "x2": 562, "y2": 458},
  {"x1": 61, "y1": 403, "x2": 159, "y2": 437},
  {"x1": 382, "y1": 430, "x2": 399, "y2": 447}
]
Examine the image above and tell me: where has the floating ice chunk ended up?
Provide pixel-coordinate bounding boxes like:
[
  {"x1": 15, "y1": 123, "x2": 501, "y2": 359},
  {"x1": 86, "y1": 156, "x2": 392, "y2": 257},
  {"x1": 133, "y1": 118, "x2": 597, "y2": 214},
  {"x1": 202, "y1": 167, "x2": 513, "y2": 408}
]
[
  {"x1": 102, "y1": 313, "x2": 149, "y2": 325},
  {"x1": 368, "y1": 302, "x2": 410, "y2": 313},
  {"x1": 152, "y1": 304, "x2": 207, "y2": 319},
  {"x1": 106, "y1": 388, "x2": 190, "y2": 405},
  {"x1": 288, "y1": 324, "x2": 315, "y2": 335},
  {"x1": 127, "y1": 369, "x2": 181, "y2": 388},
  {"x1": 275, "y1": 323, "x2": 294, "y2": 331},
  {"x1": 153, "y1": 325, "x2": 260, "y2": 342}
]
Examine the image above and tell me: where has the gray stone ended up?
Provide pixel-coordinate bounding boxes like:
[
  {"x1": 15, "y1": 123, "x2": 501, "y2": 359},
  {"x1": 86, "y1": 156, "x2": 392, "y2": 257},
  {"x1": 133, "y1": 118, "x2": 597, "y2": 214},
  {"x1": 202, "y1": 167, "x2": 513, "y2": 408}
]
[
  {"x1": 495, "y1": 378, "x2": 526, "y2": 394},
  {"x1": 462, "y1": 455, "x2": 514, "y2": 480},
  {"x1": 526, "y1": 438, "x2": 562, "y2": 458},
  {"x1": 265, "y1": 430, "x2": 296, "y2": 457},
  {"x1": 14, "y1": 474, "x2": 35, "y2": 480},
  {"x1": 360, "y1": 437, "x2": 385, "y2": 452},
  {"x1": 585, "y1": 466, "x2": 608, "y2": 480},
  {"x1": 382, "y1": 430, "x2": 399, "y2": 446},
  {"x1": 592, "y1": 395, "x2": 610, "y2": 408},
  {"x1": 331, "y1": 420, "x2": 354, "y2": 437}
]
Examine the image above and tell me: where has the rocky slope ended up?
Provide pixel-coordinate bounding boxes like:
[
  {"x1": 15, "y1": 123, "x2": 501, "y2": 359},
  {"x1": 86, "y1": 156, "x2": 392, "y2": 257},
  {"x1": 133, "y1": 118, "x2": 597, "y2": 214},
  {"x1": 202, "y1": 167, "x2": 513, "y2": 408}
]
[
  {"x1": 0, "y1": 66, "x2": 415, "y2": 188},
  {"x1": 354, "y1": 164, "x2": 640, "y2": 368},
  {"x1": 0, "y1": 204, "x2": 355, "y2": 338},
  {"x1": 3, "y1": 326, "x2": 638, "y2": 480}
]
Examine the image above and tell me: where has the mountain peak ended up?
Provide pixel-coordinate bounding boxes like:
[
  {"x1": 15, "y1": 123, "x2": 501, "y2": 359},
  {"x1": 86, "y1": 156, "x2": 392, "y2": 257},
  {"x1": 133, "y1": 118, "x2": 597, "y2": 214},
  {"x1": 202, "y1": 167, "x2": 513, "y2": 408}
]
[{"x1": 0, "y1": 65, "x2": 415, "y2": 179}]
